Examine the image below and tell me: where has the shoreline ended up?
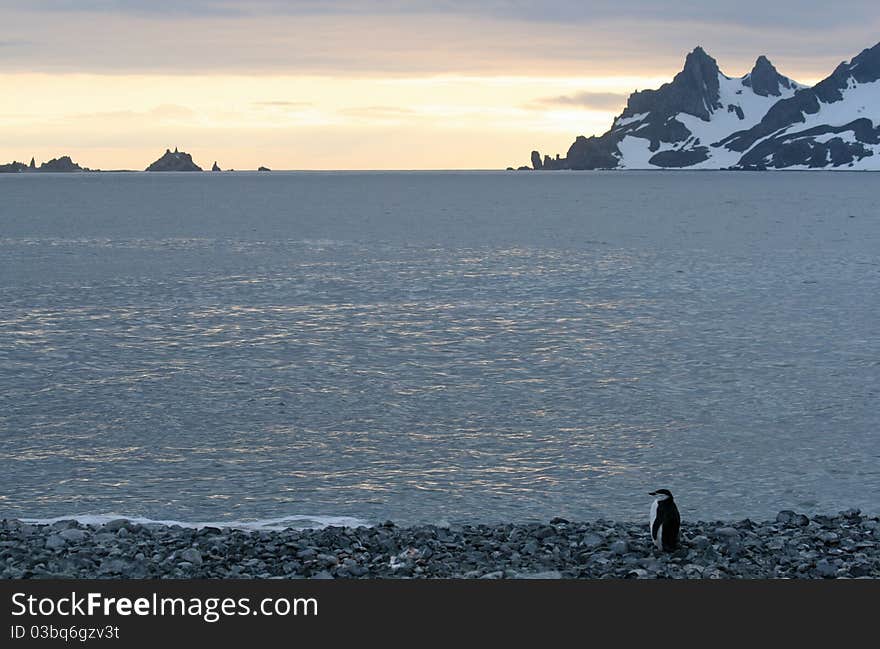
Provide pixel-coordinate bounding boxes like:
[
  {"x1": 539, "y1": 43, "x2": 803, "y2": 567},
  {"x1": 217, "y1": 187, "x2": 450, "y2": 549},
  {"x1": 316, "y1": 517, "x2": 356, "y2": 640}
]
[{"x1": 2, "y1": 509, "x2": 877, "y2": 579}]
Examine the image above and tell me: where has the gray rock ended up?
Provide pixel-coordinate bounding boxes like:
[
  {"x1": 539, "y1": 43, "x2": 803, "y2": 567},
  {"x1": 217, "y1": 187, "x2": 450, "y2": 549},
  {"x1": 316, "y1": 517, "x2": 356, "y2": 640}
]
[
  {"x1": 581, "y1": 533, "x2": 604, "y2": 549},
  {"x1": 776, "y1": 510, "x2": 798, "y2": 525},
  {"x1": 819, "y1": 532, "x2": 839, "y2": 544},
  {"x1": 610, "y1": 540, "x2": 629, "y2": 555},
  {"x1": 98, "y1": 558, "x2": 129, "y2": 574},
  {"x1": 311, "y1": 570, "x2": 334, "y2": 579},
  {"x1": 179, "y1": 548, "x2": 203, "y2": 566},
  {"x1": 534, "y1": 526, "x2": 555, "y2": 540},
  {"x1": 59, "y1": 528, "x2": 88, "y2": 543},
  {"x1": 516, "y1": 570, "x2": 562, "y2": 579},
  {"x1": 815, "y1": 559, "x2": 837, "y2": 578},
  {"x1": 45, "y1": 535, "x2": 67, "y2": 550},
  {"x1": 316, "y1": 553, "x2": 339, "y2": 567}
]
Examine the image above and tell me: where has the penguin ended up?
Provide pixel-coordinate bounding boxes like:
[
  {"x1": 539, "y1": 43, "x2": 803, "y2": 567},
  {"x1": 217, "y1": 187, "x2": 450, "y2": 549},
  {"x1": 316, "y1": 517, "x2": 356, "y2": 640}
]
[{"x1": 649, "y1": 489, "x2": 680, "y2": 551}]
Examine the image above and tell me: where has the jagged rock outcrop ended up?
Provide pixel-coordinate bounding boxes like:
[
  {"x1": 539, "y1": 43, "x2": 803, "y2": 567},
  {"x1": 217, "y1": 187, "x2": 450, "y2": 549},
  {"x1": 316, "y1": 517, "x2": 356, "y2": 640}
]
[
  {"x1": 146, "y1": 147, "x2": 203, "y2": 172},
  {"x1": 522, "y1": 42, "x2": 880, "y2": 170},
  {"x1": 211, "y1": 161, "x2": 221, "y2": 171},
  {"x1": 530, "y1": 151, "x2": 543, "y2": 170},
  {"x1": 29, "y1": 157, "x2": 36, "y2": 170},
  {"x1": 742, "y1": 55, "x2": 797, "y2": 97},
  {"x1": 39, "y1": 156, "x2": 85, "y2": 172},
  {"x1": 257, "y1": 166, "x2": 271, "y2": 171}
]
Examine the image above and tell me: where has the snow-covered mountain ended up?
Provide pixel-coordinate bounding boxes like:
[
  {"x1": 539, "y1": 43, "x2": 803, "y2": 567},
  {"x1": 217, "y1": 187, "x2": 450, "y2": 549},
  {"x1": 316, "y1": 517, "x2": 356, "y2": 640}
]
[
  {"x1": 721, "y1": 42, "x2": 880, "y2": 170},
  {"x1": 528, "y1": 41, "x2": 880, "y2": 170}
]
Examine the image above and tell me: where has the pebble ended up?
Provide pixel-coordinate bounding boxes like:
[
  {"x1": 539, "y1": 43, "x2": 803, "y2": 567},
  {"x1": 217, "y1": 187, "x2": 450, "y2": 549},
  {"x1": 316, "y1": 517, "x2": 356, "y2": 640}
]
[{"x1": 610, "y1": 540, "x2": 629, "y2": 555}]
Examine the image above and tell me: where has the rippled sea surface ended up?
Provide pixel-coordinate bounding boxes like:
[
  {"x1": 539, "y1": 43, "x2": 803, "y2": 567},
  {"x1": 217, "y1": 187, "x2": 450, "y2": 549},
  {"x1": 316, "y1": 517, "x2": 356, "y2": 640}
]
[{"x1": 1, "y1": 171, "x2": 879, "y2": 526}]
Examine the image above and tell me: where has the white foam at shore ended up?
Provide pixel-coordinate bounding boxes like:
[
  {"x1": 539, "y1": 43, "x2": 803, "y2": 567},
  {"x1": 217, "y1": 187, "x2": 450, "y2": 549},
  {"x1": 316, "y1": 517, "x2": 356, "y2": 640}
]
[{"x1": 19, "y1": 513, "x2": 373, "y2": 532}]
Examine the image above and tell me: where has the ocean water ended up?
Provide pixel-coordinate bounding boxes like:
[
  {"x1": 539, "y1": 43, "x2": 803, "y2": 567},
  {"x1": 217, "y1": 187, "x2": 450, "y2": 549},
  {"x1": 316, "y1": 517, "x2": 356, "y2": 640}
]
[{"x1": 1, "y1": 170, "x2": 879, "y2": 528}]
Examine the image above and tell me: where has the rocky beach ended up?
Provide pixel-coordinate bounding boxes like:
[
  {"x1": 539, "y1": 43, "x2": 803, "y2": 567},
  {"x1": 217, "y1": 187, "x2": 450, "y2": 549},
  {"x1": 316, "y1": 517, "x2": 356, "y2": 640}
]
[{"x1": 1, "y1": 510, "x2": 877, "y2": 579}]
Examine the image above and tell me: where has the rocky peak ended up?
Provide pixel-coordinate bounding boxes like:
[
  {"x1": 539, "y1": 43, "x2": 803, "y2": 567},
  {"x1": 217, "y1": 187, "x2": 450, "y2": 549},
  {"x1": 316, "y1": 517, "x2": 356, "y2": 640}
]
[
  {"x1": 681, "y1": 46, "x2": 721, "y2": 87},
  {"x1": 622, "y1": 46, "x2": 722, "y2": 122},
  {"x1": 530, "y1": 151, "x2": 542, "y2": 170},
  {"x1": 39, "y1": 156, "x2": 84, "y2": 172},
  {"x1": 844, "y1": 40, "x2": 880, "y2": 84},
  {"x1": 743, "y1": 55, "x2": 793, "y2": 96}
]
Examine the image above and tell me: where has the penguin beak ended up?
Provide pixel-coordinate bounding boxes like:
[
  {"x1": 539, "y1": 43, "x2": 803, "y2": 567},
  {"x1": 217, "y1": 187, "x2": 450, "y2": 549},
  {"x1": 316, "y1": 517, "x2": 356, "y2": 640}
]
[{"x1": 648, "y1": 491, "x2": 656, "y2": 496}]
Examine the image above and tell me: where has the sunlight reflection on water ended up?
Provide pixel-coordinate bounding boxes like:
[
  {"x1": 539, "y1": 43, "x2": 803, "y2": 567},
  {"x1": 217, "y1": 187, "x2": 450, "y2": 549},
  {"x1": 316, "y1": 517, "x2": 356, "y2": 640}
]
[{"x1": 2, "y1": 171, "x2": 879, "y2": 525}]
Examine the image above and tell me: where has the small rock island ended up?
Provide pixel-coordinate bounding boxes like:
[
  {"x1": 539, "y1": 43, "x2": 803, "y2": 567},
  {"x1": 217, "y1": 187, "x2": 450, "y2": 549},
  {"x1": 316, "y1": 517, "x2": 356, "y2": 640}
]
[{"x1": 145, "y1": 147, "x2": 203, "y2": 172}]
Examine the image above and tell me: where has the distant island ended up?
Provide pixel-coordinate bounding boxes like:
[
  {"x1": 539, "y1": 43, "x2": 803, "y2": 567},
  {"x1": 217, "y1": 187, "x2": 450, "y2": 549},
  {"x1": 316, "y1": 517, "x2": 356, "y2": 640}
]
[
  {"x1": 146, "y1": 147, "x2": 202, "y2": 171},
  {"x1": 0, "y1": 155, "x2": 88, "y2": 173},
  {"x1": 0, "y1": 149, "x2": 273, "y2": 173}
]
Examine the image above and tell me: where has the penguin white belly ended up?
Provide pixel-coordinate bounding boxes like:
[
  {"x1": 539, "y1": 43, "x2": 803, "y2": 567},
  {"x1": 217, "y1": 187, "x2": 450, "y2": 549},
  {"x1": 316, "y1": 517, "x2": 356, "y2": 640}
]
[
  {"x1": 650, "y1": 500, "x2": 658, "y2": 535},
  {"x1": 654, "y1": 524, "x2": 663, "y2": 550}
]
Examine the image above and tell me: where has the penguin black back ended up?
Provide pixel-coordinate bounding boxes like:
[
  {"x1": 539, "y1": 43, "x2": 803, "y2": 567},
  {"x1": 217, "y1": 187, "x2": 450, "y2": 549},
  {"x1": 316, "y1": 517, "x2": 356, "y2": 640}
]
[{"x1": 649, "y1": 489, "x2": 680, "y2": 551}]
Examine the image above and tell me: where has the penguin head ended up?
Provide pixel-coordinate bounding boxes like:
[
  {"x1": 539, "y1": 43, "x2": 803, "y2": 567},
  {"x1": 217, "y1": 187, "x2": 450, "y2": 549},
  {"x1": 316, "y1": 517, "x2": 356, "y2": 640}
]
[{"x1": 649, "y1": 489, "x2": 673, "y2": 501}]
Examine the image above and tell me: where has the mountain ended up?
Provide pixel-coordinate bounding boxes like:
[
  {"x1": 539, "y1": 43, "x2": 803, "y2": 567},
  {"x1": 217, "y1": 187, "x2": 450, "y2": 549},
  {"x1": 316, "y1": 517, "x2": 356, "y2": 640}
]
[
  {"x1": 527, "y1": 41, "x2": 880, "y2": 170},
  {"x1": 146, "y1": 148, "x2": 202, "y2": 172},
  {"x1": 720, "y1": 42, "x2": 880, "y2": 169}
]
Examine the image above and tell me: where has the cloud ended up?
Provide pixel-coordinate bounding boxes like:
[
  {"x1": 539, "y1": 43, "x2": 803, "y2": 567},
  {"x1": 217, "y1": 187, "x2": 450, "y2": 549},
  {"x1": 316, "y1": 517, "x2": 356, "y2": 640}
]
[
  {"x1": 4, "y1": 3, "x2": 879, "y2": 79},
  {"x1": 149, "y1": 104, "x2": 195, "y2": 119},
  {"x1": 339, "y1": 106, "x2": 417, "y2": 119},
  {"x1": 532, "y1": 91, "x2": 628, "y2": 111},
  {"x1": 252, "y1": 101, "x2": 314, "y2": 109},
  {"x1": 65, "y1": 104, "x2": 195, "y2": 123},
  {"x1": 0, "y1": 39, "x2": 31, "y2": 49},
  {"x1": 19, "y1": 0, "x2": 880, "y2": 30},
  {"x1": 20, "y1": 0, "x2": 243, "y2": 17}
]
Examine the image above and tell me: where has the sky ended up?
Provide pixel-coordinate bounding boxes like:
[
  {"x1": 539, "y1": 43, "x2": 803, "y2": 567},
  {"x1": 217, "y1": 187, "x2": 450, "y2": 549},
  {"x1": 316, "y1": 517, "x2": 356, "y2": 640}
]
[{"x1": 2, "y1": 1, "x2": 879, "y2": 170}]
